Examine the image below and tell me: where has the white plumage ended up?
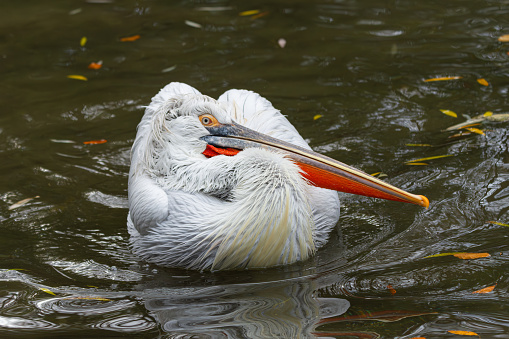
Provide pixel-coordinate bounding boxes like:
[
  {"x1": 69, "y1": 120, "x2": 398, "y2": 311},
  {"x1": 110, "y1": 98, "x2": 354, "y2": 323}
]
[{"x1": 127, "y1": 83, "x2": 340, "y2": 270}]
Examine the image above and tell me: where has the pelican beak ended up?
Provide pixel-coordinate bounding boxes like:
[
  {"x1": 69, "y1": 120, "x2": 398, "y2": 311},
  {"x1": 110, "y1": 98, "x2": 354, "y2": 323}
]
[{"x1": 201, "y1": 122, "x2": 429, "y2": 208}]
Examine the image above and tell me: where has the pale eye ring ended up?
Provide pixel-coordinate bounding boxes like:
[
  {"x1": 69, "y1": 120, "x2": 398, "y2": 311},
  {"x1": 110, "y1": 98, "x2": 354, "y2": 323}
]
[{"x1": 201, "y1": 116, "x2": 212, "y2": 125}]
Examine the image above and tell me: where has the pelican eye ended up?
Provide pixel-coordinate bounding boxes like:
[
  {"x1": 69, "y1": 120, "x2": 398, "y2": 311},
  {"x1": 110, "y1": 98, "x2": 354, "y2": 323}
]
[{"x1": 199, "y1": 114, "x2": 217, "y2": 127}]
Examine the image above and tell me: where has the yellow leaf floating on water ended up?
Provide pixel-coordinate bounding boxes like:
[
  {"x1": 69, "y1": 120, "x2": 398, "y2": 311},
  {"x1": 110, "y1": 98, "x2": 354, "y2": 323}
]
[
  {"x1": 8, "y1": 196, "x2": 40, "y2": 210},
  {"x1": 424, "y1": 76, "x2": 462, "y2": 82},
  {"x1": 477, "y1": 78, "x2": 489, "y2": 86},
  {"x1": 487, "y1": 221, "x2": 509, "y2": 227},
  {"x1": 120, "y1": 34, "x2": 141, "y2": 42},
  {"x1": 498, "y1": 34, "x2": 509, "y2": 42},
  {"x1": 453, "y1": 253, "x2": 490, "y2": 259},
  {"x1": 406, "y1": 154, "x2": 454, "y2": 163},
  {"x1": 406, "y1": 162, "x2": 428, "y2": 166},
  {"x1": 473, "y1": 284, "x2": 496, "y2": 294},
  {"x1": 458, "y1": 123, "x2": 481, "y2": 129},
  {"x1": 425, "y1": 252, "x2": 490, "y2": 259},
  {"x1": 440, "y1": 109, "x2": 458, "y2": 118},
  {"x1": 39, "y1": 288, "x2": 56, "y2": 295},
  {"x1": 63, "y1": 296, "x2": 111, "y2": 301},
  {"x1": 483, "y1": 111, "x2": 493, "y2": 117},
  {"x1": 313, "y1": 114, "x2": 323, "y2": 120},
  {"x1": 465, "y1": 128, "x2": 485, "y2": 135},
  {"x1": 80, "y1": 36, "x2": 87, "y2": 47},
  {"x1": 239, "y1": 9, "x2": 260, "y2": 16},
  {"x1": 448, "y1": 330, "x2": 479, "y2": 336},
  {"x1": 67, "y1": 75, "x2": 88, "y2": 81}
]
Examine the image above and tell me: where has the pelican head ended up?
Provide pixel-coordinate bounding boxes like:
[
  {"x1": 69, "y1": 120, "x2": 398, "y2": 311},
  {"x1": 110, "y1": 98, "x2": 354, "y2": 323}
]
[{"x1": 127, "y1": 83, "x2": 428, "y2": 271}]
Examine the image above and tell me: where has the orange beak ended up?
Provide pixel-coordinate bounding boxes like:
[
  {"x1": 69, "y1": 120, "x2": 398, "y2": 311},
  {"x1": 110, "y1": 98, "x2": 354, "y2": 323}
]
[{"x1": 201, "y1": 122, "x2": 429, "y2": 208}]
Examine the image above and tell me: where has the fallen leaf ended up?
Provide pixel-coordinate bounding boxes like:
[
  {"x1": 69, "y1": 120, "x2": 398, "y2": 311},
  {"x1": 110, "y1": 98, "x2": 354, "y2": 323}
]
[
  {"x1": 406, "y1": 144, "x2": 432, "y2": 147},
  {"x1": 406, "y1": 162, "x2": 428, "y2": 165},
  {"x1": 251, "y1": 11, "x2": 270, "y2": 20},
  {"x1": 477, "y1": 78, "x2": 489, "y2": 86},
  {"x1": 88, "y1": 61, "x2": 103, "y2": 70},
  {"x1": 120, "y1": 34, "x2": 140, "y2": 42},
  {"x1": 465, "y1": 128, "x2": 485, "y2": 135},
  {"x1": 487, "y1": 221, "x2": 509, "y2": 227},
  {"x1": 424, "y1": 76, "x2": 462, "y2": 82},
  {"x1": 410, "y1": 337, "x2": 426, "y2": 339},
  {"x1": 387, "y1": 285, "x2": 396, "y2": 295},
  {"x1": 80, "y1": 36, "x2": 87, "y2": 47},
  {"x1": 445, "y1": 118, "x2": 485, "y2": 131},
  {"x1": 483, "y1": 111, "x2": 493, "y2": 117},
  {"x1": 83, "y1": 139, "x2": 107, "y2": 145},
  {"x1": 39, "y1": 287, "x2": 56, "y2": 295},
  {"x1": 50, "y1": 139, "x2": 76, "y2": 144},
  {"x1": 278, "y1": 38, "x2": 287, "y2": 48},
  {"x1": 406, "y1": 154, "x2": 454, "y2": 163},
  {"x1": 440, "y1": 109, "x2": 458, "y2": 118},
  {"x1": 447, "y1": 330, "x2": 479, "y2": 336},
  {"x1": 449, "y1": 132, "x2": 472, "y2": 138},
  {"x1": 69, "y1": 8, "x2": 82, "y2": 15},
  {"x1": 239, "y1": 9, "x2": 260, "y2": 16},
  {"x1": 453, "y1": 253, "x2": 490, "y2": 259},
  {"x1": 161, "y1": 65, "x2": 177, "y2": 73},
  {"x1": 486, "y1": 113, "x2": 509, "y2": 122},
  {"x1": 8, "y1": 196, "x2": 40, "y2": 210},
  {"x1": 498, "y1": 34, "x2": 509, "y2": 42},
  {"x1": 457, "y1": 123, "x2": 481, "y2": 129},
  {"x1": 67, "y1": 75, "x2": 88, "y2": 81},
  {"x1": 473, "y1": 284, "x2": 496, "y2": 294},
  {"x1": 196, "y1": 6, "x2": 233, "y2": 12},
  {"x1": 184, "y1": 20, "x2": 202, "y2": 29},
  {"x1": 313, "y1": 114, "x2": 323, "y2": 120},
  {"x1": 425, "y1": 252, "x2": 463, "y2": 258},
  {"x1": 425, "y1": 252, "x2": 491, "y2": 260},
  {"x1": 63, "y1": 296, "x2": 111, "y2": 301}
]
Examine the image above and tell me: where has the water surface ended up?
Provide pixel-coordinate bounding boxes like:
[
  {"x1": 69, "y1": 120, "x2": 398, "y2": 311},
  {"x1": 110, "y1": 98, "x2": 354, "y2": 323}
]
[{"x1": 1, "y1": 1, "x2": 508, "y2": 338}]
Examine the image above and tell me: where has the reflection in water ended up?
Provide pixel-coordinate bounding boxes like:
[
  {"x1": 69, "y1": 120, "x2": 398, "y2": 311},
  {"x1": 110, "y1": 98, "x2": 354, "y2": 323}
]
[
  {"x1": 1, "y1": 271, "x2": 350, "y2": 337},
  {"x1": 1, "y1": 0, "x2": 509, "y2": 337},
  {"x1": 143, "y1": 279, "x2": 349, "y2": 338}
]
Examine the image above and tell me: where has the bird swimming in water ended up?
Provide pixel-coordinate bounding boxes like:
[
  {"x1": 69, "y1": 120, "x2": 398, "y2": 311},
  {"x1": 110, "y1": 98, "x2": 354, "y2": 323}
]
[{"x1": 127, "y1": 82, "x2": 429, "y2": 271}]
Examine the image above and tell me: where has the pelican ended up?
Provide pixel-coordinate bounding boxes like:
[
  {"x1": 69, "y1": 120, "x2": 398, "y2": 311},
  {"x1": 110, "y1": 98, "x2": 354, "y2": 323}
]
[{"x1": 127, "y1": 82, "x2": 429, "y2": 271}]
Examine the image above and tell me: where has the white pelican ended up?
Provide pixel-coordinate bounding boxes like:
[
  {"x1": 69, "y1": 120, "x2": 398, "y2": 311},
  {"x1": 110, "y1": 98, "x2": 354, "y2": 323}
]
[{"x1": 127, "y1": 82, "x2": 429, "y2": 271}]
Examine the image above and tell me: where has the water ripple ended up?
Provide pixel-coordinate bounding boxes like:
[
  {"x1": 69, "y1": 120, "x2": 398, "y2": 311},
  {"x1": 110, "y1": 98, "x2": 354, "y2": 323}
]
[{"x1": 36, "y1": 297, "x2": 135, "y2": 315}]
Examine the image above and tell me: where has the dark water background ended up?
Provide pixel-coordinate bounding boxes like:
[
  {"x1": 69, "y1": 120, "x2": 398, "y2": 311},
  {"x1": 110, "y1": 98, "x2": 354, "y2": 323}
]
[{"x1": 1, "y1": 1, "x2": 508, "y2": 338}]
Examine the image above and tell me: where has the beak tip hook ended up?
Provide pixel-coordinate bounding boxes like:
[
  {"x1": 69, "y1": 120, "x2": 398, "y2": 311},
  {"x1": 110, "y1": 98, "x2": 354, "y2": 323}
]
[{"x1": 419, "y1": 195, "x2": 430, "y2": 209}]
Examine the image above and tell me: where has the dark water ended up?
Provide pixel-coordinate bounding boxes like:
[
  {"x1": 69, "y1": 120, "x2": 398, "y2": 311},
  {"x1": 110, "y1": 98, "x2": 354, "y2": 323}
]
[{"x1": 1, "y1": 1, "x2": 508, "y2": 338}]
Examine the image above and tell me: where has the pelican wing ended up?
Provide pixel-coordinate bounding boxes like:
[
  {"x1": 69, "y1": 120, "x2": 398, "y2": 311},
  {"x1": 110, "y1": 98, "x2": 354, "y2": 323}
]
[
  {"x1": 217, "y1": 89, "x2": 340, "y2": 246},
  {"x1": 129, "y1": 83, "x2": 203, "y2": 235}
]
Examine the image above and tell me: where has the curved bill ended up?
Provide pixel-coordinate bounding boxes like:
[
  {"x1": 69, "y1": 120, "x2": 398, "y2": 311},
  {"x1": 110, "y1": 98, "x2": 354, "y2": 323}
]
[{"x1": 201, "y1": 122, "x2": 429, "y2": 208}]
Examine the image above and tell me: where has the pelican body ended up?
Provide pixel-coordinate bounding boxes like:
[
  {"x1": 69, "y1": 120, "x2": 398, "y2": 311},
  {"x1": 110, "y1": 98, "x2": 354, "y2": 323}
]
[{"x1": 127, "y1": 83, "x2": 428, "y2": 271}]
